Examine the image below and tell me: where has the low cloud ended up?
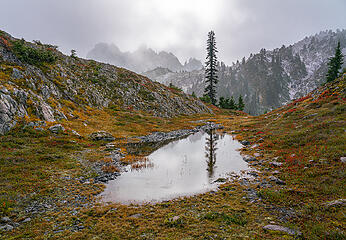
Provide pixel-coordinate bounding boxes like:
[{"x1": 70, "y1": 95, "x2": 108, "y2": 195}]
[{"x1": 1, "y1": 0, "x2": 345, "y2": 64}]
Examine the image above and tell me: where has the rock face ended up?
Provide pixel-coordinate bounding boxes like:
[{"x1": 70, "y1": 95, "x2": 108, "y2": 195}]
[
  {"x1": 0, "y1": 30, "x2": 211, "y2": 135},
  {"x1": 145, "y1": 29, "x2": 346, "y2": 114}
]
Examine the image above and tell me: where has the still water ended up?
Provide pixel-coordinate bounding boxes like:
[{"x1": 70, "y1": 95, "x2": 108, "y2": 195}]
[{"x1": 101, "y1": 130, "x2": 248, "y2": 204}]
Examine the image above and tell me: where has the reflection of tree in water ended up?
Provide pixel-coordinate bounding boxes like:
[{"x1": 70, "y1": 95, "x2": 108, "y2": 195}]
[{"x1": 205, "y1": 129, "x2": 218, "y2": 181}]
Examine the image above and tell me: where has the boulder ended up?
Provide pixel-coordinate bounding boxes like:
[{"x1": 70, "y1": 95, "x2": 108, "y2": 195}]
[{"x1": 89, "y1": 131, "x2": 115, "y2": 141}]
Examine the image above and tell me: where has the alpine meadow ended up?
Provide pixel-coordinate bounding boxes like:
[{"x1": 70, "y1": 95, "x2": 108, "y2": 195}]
[{"x1": 0, "y1": 1, "x2": 345, "y2": 239}]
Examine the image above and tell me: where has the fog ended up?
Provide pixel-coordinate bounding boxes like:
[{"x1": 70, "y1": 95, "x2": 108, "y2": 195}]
[{"x1": 1, "y1": 0, "x2": 345, "y2": 64}]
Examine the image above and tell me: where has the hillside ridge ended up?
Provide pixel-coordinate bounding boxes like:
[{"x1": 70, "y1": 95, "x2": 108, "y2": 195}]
[{"x1": 0, "y1": 30, "x2": 211, "y2": 135}]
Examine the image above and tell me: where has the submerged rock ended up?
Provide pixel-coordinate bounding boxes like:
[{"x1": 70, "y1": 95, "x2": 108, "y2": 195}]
[{"x1": 89, "y1": 131, "x2": 115, "y2": 141}]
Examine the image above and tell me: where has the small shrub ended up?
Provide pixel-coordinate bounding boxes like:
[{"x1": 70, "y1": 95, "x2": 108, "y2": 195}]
[{"x1": 12, "y1": 39, "x2": 57, "y2": 66}]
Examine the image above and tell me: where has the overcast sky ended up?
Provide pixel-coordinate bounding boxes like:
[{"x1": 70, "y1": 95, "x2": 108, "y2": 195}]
[{"x1": 1, "y1": 0, "x2": 345, "y2": 65}]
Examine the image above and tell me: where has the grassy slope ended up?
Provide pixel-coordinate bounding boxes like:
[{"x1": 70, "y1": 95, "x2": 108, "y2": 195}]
[{"x1": 1, "y1": 72, "x2": 345, "y2": 238}]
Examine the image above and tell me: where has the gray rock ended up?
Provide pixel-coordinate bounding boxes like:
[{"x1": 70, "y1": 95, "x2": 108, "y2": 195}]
[
  {"x1": 71, "y1": 130, "x2": 81, "y2": 138},
  {"x1": 251, "y1": 144, "x2": 259, "y2": 149},
  {"x1": 129, "y1": 213, "x2": 142, "y2": 218},
  {"x1": 11, "y1": 68, "x2": 23, "y2": 79},
  {"x1": 243, "y1": 155, "x2": 256, "y2": 162},
  {"x1": 263, "y1": 224, "x2": 301, "y2": 236},
  {"x1": 270, "y1": 161, "x2": 283, "y2": 167},
  {"x1": 22, "y1": 217, "x2": 31, "y2": 223},
  {"x1": 324, "y1": 199, "x2": 346, "y2": 208},
  {"x1": 105, "y1": 143, "x2": 116, "y2": 150},
  {"x1": 240, "y1": 140, "x2": 250, "y2": 146},
  {"x1": 340, "y1": 157, "x2": 346, "y2": 163},
  {"x1": 89, "y1": 131, "x2": 115, "y2": 141},
  {"x1": 0, "y1": 224, "x2": 14, "y2": 231},
  {"x1": 48, "y1": 124, "x2": 65, "y2": 134},
  {"x1": 268, "y1": 176, "x2": 286, "y2": 185},
  {"x1": 254, "y1": 153, "x2": 261, "y2": 157},
  {"x1": 214, "y1": 177, "x2": 227, "y2": 183},
  {"x1": 0, "y1": 217, "x2": 11, "y2": 223},
  {"x1": 0, "y1": 87, "x2": 9, "y2": 94}
]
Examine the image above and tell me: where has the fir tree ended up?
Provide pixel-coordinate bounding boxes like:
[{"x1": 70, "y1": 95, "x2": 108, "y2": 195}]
[
  {"x1": 229, "y1": 96, "x2": 236, "y2": 110},
  {"x1": 70, "y1": 49, "x2": 77, "y2": 58},
  {"x1": 326, "y1": 41, "x2": 344, "y2": 82},
  {"x1": 204, "y1": 31, "x2": 218, "y2": 105},
  {"x1": 238, "y1": 95, "x2": 245, "y2": 111}
]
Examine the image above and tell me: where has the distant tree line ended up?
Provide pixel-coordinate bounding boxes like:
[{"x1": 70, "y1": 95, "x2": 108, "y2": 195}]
[{"x1": 218, "y1": 95, "x2": 245, "y2": 111}]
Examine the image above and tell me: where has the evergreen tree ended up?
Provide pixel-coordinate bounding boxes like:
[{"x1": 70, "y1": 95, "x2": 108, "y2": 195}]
[
  {"x1": 218, "y1": 96, "x2": 226, "y2": 108},
  {"x1": 238, "y1": 95, "x2": 245, "y2": 111},
  {"x1": 204, "y1": 31, "x2": 218, "y2": 105},
  {"x1": 326, "y1": 41, "x2": 344, "y2": 82},
  {"x1": 229, "y1": 96, "x2": 236, "y2": 110},
  {"x1": 70, "y1": 49, "x2": 77, "y2": 58}
]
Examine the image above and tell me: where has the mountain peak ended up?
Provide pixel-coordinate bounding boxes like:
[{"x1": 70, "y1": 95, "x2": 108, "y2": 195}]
[{"x1": 87, "y1": 43, "x2": 202, "y2": 73}]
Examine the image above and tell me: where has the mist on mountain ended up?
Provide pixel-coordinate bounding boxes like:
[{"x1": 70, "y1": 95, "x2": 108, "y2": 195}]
[
  {"x1": 145, "y1": 29, "x2": 346, "y2": 115},
  {"x1": 86, "y1": 43, "x2": 203, "y2": 73}
]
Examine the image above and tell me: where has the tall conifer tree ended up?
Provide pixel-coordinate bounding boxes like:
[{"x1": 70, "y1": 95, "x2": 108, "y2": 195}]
[
  {"x1": 238, "y1": 95, "x2": 245, "y2": 111},
  {"x1": 204, "y1": 31, "x2": 218, "y2": 105},
  {"x1": 326, "y1": 41, "x2": 344, "y2": 82}
]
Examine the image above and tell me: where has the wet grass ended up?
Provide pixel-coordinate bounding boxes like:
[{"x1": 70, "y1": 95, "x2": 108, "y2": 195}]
[{"x1": 1, "y1": 78, "x2": 345, "y2": 239}]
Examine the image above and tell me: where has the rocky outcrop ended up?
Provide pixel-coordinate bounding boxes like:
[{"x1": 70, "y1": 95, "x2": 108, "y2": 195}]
[
  {"x1": 0, "y1": 87, "x2": 28, "y2": 134},
  {"x1": 0, "y1": 30, "x2": 212, "y2": 135}
]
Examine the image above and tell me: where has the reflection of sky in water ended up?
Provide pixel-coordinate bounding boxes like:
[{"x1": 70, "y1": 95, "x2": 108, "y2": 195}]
[{"x1": 101, "y1": 131, "x2": 248, "y2": 204}]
